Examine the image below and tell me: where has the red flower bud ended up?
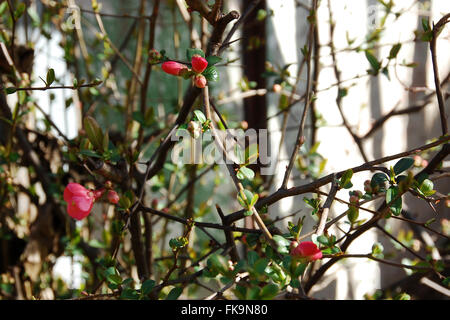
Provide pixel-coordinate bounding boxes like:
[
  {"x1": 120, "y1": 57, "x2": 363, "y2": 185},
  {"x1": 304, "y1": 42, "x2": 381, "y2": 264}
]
[
  {"x1": 107, "y1": 190, "x2": 120, "y2": 204},
  {"x1": 93, "y1": 188, "x2": 105, "y2": 200},
  {"x1": 191, "y1": 54, "x2": 208, "y2": 73},
  {"x1": 349, "y1": 195, "x2": 359, "y2": 204},
  {"x1": 148, "y1": 49, "x2": 162, "y2": 63},
  {"x1": 64, "y1": 183, "x2": 95, "y2": 220},
  {"x1": 162, "y1": 61, "x2": 188, "y2": 76},
  {"x1": 290, "y1": 241, "x2": 322, "y2": 261},
  {"x1": 194, "y1": 74, "x2": 207, "y2": 88},
  {"x1": 272, "y1": 84, "x2": 282, "y2": 93}
]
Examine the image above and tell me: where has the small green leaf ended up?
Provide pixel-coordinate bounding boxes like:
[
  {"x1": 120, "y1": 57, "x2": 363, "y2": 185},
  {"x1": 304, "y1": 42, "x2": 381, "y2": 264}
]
[
  {"x1": 202, "y1": 66, "x2": 219, "y2": 82},
  {"x1": 422, "y1": 18, "x2": 430, "y2": 32},
  {"x1": 5, "y1": 87, "x2": 17, "y2": 94},
  {"x1": 388, "y1": 43, "x2": 402, "y2": 59},
  {"x1": 371, "y1": 242, "x2": 384, "y2": 258},
  {"x1": 238, "y1": 167, "x2": 255, "y2": 181},
  {"x1": 316, "y1": 235, "x2": 329, "y2": 246},
  {"x1": 260, "y1": 283, "x2": 279, "y2": 300},
  {"x1": 0, "y1": 2, "x2": 8, "y2": 16},
  {"x1": 120, "y1": 288, "x2": 139, "y2": 299},
  {"x1": 46, "y1": 68, "x2": 55, "y2": 86},
  {"x1": 419, "y1": 179, "x2": 435, "y2": 196},
  {"x1": 292, "y1": 262, "x2": 307, "y2": 278},
  {"x1": 193, "y1": 110, "x2": 206, "y2": 123},
  {"x1": 347, "y1": 205, "x2": 359, "y2": 223},
  {"x1": 79, "y1": 149, "x2": 102, "y2": 158},
  {"x1": 386, "y1": 186, "x2": 402, "y2": 216},
  {"x1": 186, "y1": 48, "x2": 205, "y2": 60},
  {"x1": 339, "y1": 169, "x2": 353, "y2": 188},
  {"x1": 272, "y1": 235, "x2": 290, "y2": 254},
  {"x1": 206, "y1": 55, "x2": 222, "y2": 66},
  {"x1": 14, "y1": 3, "x2": 26, "y2": 19},
  {"x1": 371, "y1": 172, "x2": 388, "y2": 188},
  {"x1": 27, "y1": 7, "x2": 40, "y2": 25},
  {"x1": 253, "y1": 258, "x2": 269, "y2": 275},
  {"x1": 365, "y1": 50, "x2": 381, "y2": 74},
  {"x1": 246, "y1": 287, "x2": 261, "y2": 300},
  {"x1": 393, "y1": 157, "x2": 414, "y2": 175},
  {"x1": 83, "y1": 116, "x2": 104, "y2": 152},
  {"x1": 141, "y1": 279, "x2": 155, "y2": 295},
  {"x1": 244, "y1": 210, "x2": 253, "y2": 216},
  {"x1": 166, "y1": 287, "x2": 183, "y2": 300}
]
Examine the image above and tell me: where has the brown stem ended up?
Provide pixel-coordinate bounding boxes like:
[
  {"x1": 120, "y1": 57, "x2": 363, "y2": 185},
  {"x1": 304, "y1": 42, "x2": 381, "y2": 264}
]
[{"x1": 430, "y1": 13, "x2": 450, "y2": 135}]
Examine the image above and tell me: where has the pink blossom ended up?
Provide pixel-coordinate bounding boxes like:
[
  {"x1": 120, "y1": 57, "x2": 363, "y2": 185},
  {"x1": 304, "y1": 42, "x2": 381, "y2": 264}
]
[
  {"x1": 161, "y1": 61, "x2": 188, "y2": 76},
  {"x1": 290, "y1": 241, "x2": 323, "y2": 261},
  {"x1": 64, "y1": 183, "x2": 95, "y2": 220},
  {"x1": 191, "y1": 54, "x2": 208, "y2": 73}
]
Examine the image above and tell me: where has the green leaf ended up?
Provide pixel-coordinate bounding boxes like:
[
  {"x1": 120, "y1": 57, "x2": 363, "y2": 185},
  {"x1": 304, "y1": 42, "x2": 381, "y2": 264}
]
[
  {"x1": 0, "y1": 2, "x2": 8, "y2": 16},
  {"x1": 14, "y1": 3, "x2": 26, "y2": 19},
  {"x1": 371, "y1": 242, "x2": 384, "y2": 258},
  {"x1": 79, "y1": 149, "x2": 102, "y2": 158},
  {"x1": 27, "y1": 7, "x2": 40, "y2": 25},
  {"x1": 386, "y1": 186, "x2": 402, "y2": 216},
  {"x1": 339, "y1": 169, "x2": 353, "y2": 188},
  {"x1": 193, "y1": 110, "x2": 206, "y2": 123},
  {"x1": 208, "y1": 254, "x2": 229, "y2": 274},
  {"x1": 365, "y1": 50, "x2": 381, "y2": 74},
  {"x1": 132, "y1": 111, "x2": 145, "y2": 125},
  {"x1": 249, "y1": 194, "x2": 259, "y2": 207},
  {"x1": 244, "y1": 210, "x2": 253, "y2": 216},
  {"x1": 88, "y1": 239, "x2": 106, "y2": 249},
  {"x1": 293, "y1": 262, "x2": 307, "y2": 278},
  {"x1": 317, "y1": 235, "x2": 329, "y2": 246},
  {"x1": 5, "y1": 87, "x2": 17, "y2": 94},
  {"x1": 347, "y1": 205, "x2": 359, "y2": 223},
  {"x1": 46, "y1": 68, "x2": 55, "y2": 86},
  {"x1": 202, "y1": 66, "x2": 219, "y2": 82},
  {"x1": 422, "y1": 18, "x2": 430, "y2": 32},
  {"x1": 206, "y1": 55, "x2": 222, "y2": 66},
  {"x1": 393, "y1": 157, "x2": 414, "y2": 175},
  {"x1": 247, "y1": 251, "x2": 260, "y2": 266},
  {"x1": 166, "y1": 287, "x2": 183, "y2": 300},
  {"x1": 141, "y1": 279, "x2": 155, "y2": 295},
  {"x1": 419, "y1": 179, "x2": 435, "y2": 196},
  {"x1": 186, "y1": 48, "x2": 205, "y2": 61},
  {"x1": 246, "y1": 287, "x2": 260, "y2": 300},
  {"x1": 272, "y1": 235, "x2": 290, "y2": 254},
  {"x1": 120, "y1": 288, "x2": 139, "y2": 300},
  {"x1": 371, "y1": 172, "x2": 388, "y2": 188},
  {"x1": 238, "y1": 167, "x2": 255, "y2": 181},
  {"x1": 260, "y1": 284, "x2": 279, "y2": 300},
  {"x1": 237, "y1": 189, "x2": 255, "y2": 208},
  {"x1": 83, "y1": 116, "x2": 104, "y2": 152},
  {"x1": 394, "y1": 293, "x2": 411, "y2": 300},
  {"x1": 253, "y1": 258, "x2": 269, "y2": 275},
  {"x1": 388, "y1": 43, "x2": 402, "y2": 59}
]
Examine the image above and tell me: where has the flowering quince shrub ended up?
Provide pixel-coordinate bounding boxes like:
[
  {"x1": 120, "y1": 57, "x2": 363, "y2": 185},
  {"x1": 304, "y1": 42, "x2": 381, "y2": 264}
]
[
  {"x1": 0, "y1": 0, "x2": 449, "y2": 301},
  {"x1": 160, "y1": 49, "x2": 219, "y2": 88}
]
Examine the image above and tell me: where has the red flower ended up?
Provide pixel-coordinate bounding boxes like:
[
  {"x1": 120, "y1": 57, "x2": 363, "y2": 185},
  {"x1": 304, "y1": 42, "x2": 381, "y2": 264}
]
[
  {"x1": 64, "y1": 183, "x2": 96, "y2": 220},
  {"x1": 194, "y1": 74, "x2": 207, "y2": 88},
  {"x1": 161, "y1": 61, "x2": 188, "y2": 76},
  {"x1": 107, "y1": 190, "x2": 120, "y2": 204},
  {"x1": 290, "y1": 241, "x2": 323, "y2": 261},
  {"x1": 191, "y1": 54, "x2": 208, "y2": 73}
]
